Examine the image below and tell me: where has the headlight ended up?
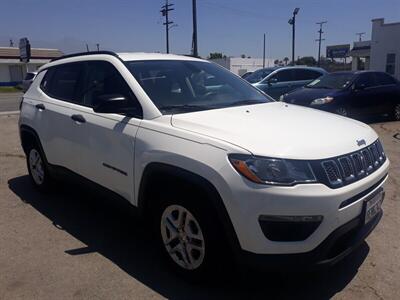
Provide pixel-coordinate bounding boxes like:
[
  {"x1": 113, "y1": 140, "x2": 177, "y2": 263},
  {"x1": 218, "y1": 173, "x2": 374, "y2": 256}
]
[
  {"x1": 228, "y1": 154, "x2": 316, "y2": 185},
  {"x1": 310, "y1": 96, "x2": 333, "y2": 105}
]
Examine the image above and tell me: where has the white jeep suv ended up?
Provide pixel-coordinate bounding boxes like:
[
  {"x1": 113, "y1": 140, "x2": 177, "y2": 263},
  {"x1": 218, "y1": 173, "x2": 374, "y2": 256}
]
[{"x1": 19, "y1": 51, "x2": 389, "y2": 277}]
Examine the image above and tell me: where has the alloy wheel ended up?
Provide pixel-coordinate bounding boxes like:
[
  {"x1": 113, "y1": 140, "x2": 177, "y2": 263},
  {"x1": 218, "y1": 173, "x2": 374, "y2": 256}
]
[
  {"x1": 395, "y1": 104, "x2": 400, "y2": 121},
  {"x1": 29, "y1": 149, "x2": 44, "y2": 185},
  {"x1": 336, "y1": 107, "x2": 348, "y2": 117},
  {"x1": 160, "y1": 205, "x2": 205, "y2": 270}
]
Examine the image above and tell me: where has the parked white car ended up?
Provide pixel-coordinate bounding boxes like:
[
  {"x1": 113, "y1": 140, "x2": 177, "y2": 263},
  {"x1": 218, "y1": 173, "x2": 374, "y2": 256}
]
[{"x1": 19, "y1": 51, "x2": 389, "y2": 278}]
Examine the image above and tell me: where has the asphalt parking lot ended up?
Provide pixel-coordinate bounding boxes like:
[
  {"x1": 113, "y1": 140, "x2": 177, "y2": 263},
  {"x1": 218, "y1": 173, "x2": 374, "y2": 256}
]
[{"x1": 0, "y1": 113, "x2": 399, "y2": 300}]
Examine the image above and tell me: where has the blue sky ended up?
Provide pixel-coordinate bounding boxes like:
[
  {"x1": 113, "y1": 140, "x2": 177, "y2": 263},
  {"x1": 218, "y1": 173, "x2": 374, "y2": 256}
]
[{"x1": 1, "y1": 0, "x2": 399, "y2": 59}]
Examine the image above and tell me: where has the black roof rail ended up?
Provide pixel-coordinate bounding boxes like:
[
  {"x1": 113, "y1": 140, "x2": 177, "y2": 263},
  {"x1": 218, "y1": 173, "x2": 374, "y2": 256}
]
[{"x1": 50, "y1": 51, "x2": 119, "y2": 62}]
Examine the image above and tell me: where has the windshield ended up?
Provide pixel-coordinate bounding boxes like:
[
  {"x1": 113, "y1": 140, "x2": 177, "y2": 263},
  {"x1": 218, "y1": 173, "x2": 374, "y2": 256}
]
[
  {"x1": 306, "y1": 73, "x2": 354, "y2": 90},
  {"x1": 245, "y1": 68, "x2": 275, "y2": 83},
  {"x1": 126, "y1": 60, "x2": 272, "y2": 114}
]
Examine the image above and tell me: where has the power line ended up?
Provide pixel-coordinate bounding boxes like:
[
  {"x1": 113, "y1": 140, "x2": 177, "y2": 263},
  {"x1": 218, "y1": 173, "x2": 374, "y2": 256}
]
[
  {"x1": 316, "y1": 21, "x2": 327, "y2": 66},
  {"x1": 161, "y1": 0, "x2": 174, "y2": 53}
]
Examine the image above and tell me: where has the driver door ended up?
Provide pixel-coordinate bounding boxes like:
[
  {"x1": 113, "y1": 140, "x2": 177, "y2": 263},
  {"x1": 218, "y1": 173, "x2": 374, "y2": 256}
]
[{"x1": 76, "y1": 60, "x2": 142, "y2": 203}]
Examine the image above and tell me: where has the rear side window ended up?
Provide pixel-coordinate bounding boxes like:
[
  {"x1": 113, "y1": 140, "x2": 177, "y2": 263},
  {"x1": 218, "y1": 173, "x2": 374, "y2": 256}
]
[
  {"x1": 42, "y1": 63, "x2": 85, "y2": 103},
  {"x1": 292, "y1": 69, "x2": 322, "y2": 81},
  {"x1": 375, "y1": 72, "x2": 397, "y2": 86}
]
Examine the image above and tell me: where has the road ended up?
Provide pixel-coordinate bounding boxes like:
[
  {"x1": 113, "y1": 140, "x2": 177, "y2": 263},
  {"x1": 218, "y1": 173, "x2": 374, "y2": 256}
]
[
  {"x1": 0, "y1": 92, "x2": 22, "y2": 112},
  {"x1": 0, "y1": 114, "x2": 399, "y2": 299}
]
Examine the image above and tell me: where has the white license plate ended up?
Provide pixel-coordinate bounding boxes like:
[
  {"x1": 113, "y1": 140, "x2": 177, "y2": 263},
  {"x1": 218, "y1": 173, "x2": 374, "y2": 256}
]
[{"x1": 365, "y1": 191, "x2": 383, "y2": 224}]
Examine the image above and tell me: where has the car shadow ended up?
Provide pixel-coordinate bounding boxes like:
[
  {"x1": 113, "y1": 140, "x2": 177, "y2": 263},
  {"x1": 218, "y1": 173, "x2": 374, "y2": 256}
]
[{"x1": 8, "y1": 175, "x2": 370, "y2": 299}]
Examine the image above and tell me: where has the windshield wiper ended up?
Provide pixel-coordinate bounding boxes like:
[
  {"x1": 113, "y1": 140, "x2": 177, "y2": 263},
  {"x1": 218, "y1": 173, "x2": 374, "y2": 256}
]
[
  {"x1": 159, "y1": 104, "x2": 210, "y2": 112},
  {"x1": 229, "y1": 100, "x2": 267, "y2": 107},
  {"x1": 307, "y1": 85, "x2": 332, "y2": 89}
]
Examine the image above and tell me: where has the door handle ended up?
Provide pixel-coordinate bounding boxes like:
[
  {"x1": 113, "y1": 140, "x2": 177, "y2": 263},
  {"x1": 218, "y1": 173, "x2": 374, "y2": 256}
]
[
  {"x1": 35, "y1": 104, "x2": 45, "y2": 110},
  {"x1": 71, "y1": 114, "x2": 86, "y2": 123}
]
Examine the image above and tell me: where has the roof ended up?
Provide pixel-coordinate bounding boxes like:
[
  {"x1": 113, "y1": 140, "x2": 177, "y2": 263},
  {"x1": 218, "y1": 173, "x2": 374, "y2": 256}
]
[
  {"x1": 117, "y1": 52, "x2": 204, "y2": 62},
  {"x1": 0, "y1": 47, "x2": 63, "y2": 59}
]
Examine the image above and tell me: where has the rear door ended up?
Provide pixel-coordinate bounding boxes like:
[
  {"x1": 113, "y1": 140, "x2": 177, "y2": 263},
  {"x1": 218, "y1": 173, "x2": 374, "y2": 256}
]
[
  {"x1": 76, "y1": 60, "x2": 142, "y2": 202},
  {"x1": 37, "y1": 62, "x2": 86, "y2": 174}
]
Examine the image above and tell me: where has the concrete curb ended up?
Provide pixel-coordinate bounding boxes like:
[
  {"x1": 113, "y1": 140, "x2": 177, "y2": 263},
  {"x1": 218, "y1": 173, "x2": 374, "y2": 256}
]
[{"x1": 0, "y1": 111, "x2": 20, "y2": 116}]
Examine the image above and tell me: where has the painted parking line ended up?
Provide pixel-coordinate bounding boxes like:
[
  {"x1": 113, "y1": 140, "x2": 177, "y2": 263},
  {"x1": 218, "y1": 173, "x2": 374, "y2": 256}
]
[{"x1": 0, "y1": 110, "x2": 20, "y2": 116}]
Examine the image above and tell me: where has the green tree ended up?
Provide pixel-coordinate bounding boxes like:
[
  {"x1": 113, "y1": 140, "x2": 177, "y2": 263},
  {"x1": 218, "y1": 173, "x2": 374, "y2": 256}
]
[
  {"x1": 283, "y1": 57, "x2": 290, "y2": 65},
  {"x1": 296, "y1": 56, "x2": 317, "y2": 66},
  {"x1": 208, "y1": 52, "x2": 224, "y2": 59}
]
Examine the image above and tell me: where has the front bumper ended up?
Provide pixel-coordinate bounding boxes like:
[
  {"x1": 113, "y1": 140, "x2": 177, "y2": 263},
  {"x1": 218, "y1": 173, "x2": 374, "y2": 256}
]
[
  {"x1": 237, "y1": 203, "x2": 383, "y2": 271},
  {"x1": 222, "y1": 159, "x2": 389, "y2": 255}
]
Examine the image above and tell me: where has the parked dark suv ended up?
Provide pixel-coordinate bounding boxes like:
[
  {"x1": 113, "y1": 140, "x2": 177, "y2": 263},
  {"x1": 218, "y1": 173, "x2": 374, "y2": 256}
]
[{"x1": 281, "y1": 71, "x2": 400, "y2": 120}]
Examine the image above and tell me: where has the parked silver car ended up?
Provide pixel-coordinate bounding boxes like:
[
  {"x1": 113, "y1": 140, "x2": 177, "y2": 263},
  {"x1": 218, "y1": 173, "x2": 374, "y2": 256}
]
[
  {"x1": 245, "y1": 66, "x2": 327, "y2": 99},
  {"x1": 22, "y1": 72, "x2": 37, "y2": 92}
]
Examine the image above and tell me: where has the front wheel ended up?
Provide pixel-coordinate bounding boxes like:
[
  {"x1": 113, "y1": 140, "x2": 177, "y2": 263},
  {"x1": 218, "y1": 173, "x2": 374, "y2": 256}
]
[
  {"x1": 335, "y1": 106, "x2": 349, "y2": 117},
  {"x1": 153, "y1": 192, "x2": 232, "y2": 280},
  {"x1": 392, "y1": 103, "x2": 400, "y2": 121}
]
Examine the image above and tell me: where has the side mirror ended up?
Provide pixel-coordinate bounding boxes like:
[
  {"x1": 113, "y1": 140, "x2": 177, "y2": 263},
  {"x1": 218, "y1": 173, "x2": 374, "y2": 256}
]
[
  {"x1": 93, "y1": 94, "x2": 135, "y2": 115},
  {"x1": 268, "y1": 78, "x2": 278, "y2": 85},
  {"x1": 353, "y1": 83, "x2": 366, "y2": 91}
]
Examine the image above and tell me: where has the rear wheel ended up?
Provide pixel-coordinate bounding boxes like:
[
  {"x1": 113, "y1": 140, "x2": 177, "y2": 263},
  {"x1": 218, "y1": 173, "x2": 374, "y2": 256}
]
[{"x1": 26, "y1": 144, "x2": 52, "y2": 191}]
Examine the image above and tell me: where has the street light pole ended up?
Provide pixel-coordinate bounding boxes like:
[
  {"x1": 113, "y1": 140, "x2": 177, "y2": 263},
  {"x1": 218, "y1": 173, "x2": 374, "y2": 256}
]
[
  {"x1": 289, "y1": 8, "x2": 300, "y2": 66},
  {"x1": 192, "y1": 0, "x2": 198, "y2": 57},
  {"x1": 263, "y1": 33, "x2": 266, "y2": 68}
]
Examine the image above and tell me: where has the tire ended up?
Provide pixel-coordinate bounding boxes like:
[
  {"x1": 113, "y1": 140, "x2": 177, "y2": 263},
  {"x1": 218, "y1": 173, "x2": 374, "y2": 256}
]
[
  {"x1": 26, "y1": 143, "x2": 52, "y2": 192},
  {"x1": 152, "y1": 187, "x2": 232, "y2": 281},
  {"x1": 335, "y1": 106, "x2": 350, "y2": 117},
  {"x1": 392, "y1": 103, "x2": 400, "y2": 121}
]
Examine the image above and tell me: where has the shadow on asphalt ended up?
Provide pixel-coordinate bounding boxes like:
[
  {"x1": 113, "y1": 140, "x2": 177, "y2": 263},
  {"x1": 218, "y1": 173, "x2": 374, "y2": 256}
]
[{"x1": 8, "y1": 175, "x2": 370, "y2": 300}]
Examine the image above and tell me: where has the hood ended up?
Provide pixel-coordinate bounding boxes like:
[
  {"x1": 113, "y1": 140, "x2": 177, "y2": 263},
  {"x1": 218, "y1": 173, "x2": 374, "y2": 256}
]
[
  {"x1": 283, "y1": 87, "x2": 338, "y2": 105},
  {"x1": 171, "y1": 102, "x2": 377, "y2": 160}
]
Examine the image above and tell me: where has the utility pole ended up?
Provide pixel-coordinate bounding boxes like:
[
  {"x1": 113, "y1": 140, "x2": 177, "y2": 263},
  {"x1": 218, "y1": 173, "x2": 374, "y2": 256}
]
[
  {"x1": 191, "y1": 0, "x2": 198, "y2": 57},
  {"x1": 86, "y1": 44, "x2": 90, "y2": 52},
  {"x1": 161, "y1": 0, "x2": 174, "y2": 54},
  {"x1": 316, "y1": 21, "x2": 327, "y2": 67},
  {"x1": 9, "y1": 39, "x2": 14, "y2": 47},
  {"x1": 356, "y1": 32, "x2": 366, "y2": 42},
  {"x1": 288, "y1": 8, "x2": 300, "y2": 66},
  {"x1": 96, "y1": 43, "x2": 100, "y2": 51},
  {"x1": 263, "y1": 33, "x2": 266, "y2": 68}
]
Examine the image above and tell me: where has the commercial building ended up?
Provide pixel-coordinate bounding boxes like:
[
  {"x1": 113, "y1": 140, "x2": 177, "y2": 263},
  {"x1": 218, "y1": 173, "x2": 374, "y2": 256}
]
[
  {"x1": 0, "y1": 47, "x2": 63, "y2": 86},
  {"x1": 351, "y1": 18, "x2": 400, "y2": 79},
  {"x1": 208, "y1": 57, "x2": 275, "y2": 76}
]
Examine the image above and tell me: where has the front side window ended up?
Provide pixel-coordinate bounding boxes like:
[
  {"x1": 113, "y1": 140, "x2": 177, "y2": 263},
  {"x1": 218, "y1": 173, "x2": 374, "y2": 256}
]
[
  {"x1": 269, "y1": 70, "x2": 293, "y2": 82},
  {"x1": 81, "y1": 61, "x2": 142, "y2": 117},
  {"x1": 245, "y1": 68, "x2": 275, "y2": 83},
  {"x1": 355, "y1": 73, "x2": 376, "y2": 89},
  {"x1": 292, "y1": 69, "x2": 322, "y2": 81},
  {"x1": 386, "y1": 53, "x2": 396, "y2": 75},
  {"x1": 126, "y1": 60, "x2": 272, "y2": 114}
]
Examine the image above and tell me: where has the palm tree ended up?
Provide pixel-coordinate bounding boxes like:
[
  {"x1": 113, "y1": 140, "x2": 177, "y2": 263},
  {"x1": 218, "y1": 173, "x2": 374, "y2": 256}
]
[{"x1": 283, "y1": 57, "x2": 290, "y2": 66}]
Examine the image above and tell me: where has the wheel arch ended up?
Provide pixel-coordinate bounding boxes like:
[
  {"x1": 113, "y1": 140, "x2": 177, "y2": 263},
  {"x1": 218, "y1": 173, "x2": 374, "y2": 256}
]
[
  {"x1": 19, "y1": 125, "x2": 47, "y2": 163},
  {"x1": 137, "y1": 162, "x2": 241, "y2": 252}
]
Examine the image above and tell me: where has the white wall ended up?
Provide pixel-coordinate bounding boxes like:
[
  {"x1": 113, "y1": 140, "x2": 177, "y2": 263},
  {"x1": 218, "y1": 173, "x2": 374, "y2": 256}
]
[
  {"x1": 370, "y1": 18, "x2": 400, "y2": 79},
  {"x1": 0, "y1": 65, "x2": 10, "y2": 83},
  {"x1": 209, "y1": 57, "x2": 275, "y2": 76}
]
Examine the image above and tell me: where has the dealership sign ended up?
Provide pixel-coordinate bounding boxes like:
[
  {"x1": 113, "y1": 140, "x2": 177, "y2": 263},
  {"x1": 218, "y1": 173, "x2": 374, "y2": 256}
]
[
  {"x1": 19, "y1": 38, "x2": 31, "y2": 63},
  {"x1": 326, "y1": 44, "x2": 350, "y2": 58}
]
